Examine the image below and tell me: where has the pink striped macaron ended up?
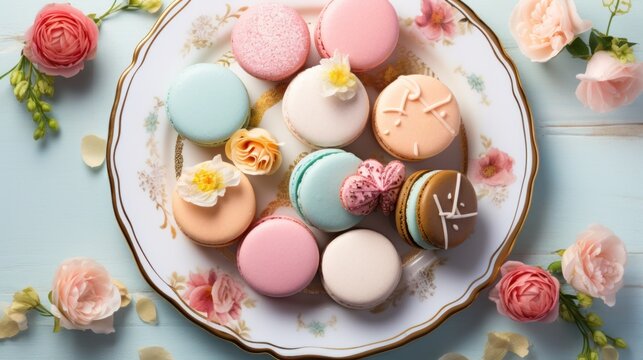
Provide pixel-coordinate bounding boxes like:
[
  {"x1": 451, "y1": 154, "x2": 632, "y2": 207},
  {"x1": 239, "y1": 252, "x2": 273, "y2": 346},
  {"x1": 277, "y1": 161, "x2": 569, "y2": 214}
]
[
  {"x1": 237, "y1": 216, "x2": 319, "y2": 297},
  {"x1": 231, "y1": 3, "x2": 310, "y2": 81}
]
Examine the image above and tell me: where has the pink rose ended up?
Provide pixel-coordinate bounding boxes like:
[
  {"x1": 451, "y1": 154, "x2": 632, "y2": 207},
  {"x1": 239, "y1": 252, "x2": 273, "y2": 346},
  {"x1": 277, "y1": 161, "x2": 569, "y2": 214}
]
[
  {"x1": 415, "y1": 0, "x2": 456, "y2": 41},
  {"x1": 469, "y1": 147, "x2": 516, "y2": 187},
  {"x1": 50, "y1": 258, "x2": 121, "y2": 334},
  {"x1": 184, "y1": 270, "x2": 217, "y2": 317},
  {"x1": 575, "y1": 51, "x2": 643, "y2": 113},
  {"x1": 509, "y1": 0, "x2": 591, "y2": 62},
  {"x1": 210, "y1": 274, "x2": 245, "y2": 325},
  {"x1": 23, "y1": 3, "x2": 99, "y2": 78},
  {"x1": 562, "y1": 225, "x2": 627, "y2": 306},
  {"x1": 489, "y1": 261, "x2": 560, "y2": 323}
]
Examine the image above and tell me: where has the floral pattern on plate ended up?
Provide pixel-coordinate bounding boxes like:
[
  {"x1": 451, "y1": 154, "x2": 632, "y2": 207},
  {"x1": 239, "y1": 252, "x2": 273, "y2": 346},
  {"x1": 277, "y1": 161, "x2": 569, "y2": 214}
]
[
  {"x1": 470, "y1": 135, "x2": 517, "y2": 207},
  {"x1": 169, "y1": 268, "x2": 255, "y2": 336},
  {"x1": 138, "y1": 97, "x2": 176, "y2": 239},
  {"x1": 297, "y1": 314, "x2": 337, "y2": 337}
]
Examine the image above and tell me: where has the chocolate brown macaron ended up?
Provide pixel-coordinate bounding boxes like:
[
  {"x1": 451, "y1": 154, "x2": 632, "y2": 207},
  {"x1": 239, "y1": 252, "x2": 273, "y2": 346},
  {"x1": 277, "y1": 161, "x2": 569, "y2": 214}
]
[{"x1": 395, "y1": 170, "x2": 477, "y2": 249}]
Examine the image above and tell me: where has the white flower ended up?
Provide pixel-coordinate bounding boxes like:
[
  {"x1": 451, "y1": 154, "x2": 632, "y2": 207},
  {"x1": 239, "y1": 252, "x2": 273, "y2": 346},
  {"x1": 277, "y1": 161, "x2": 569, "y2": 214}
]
[
  {"x1": 177, "y1": 155, "x2": 241, "y2": 207},
  {"x1": 320, "y1": 50, "x2": 358, "y2": 101}
]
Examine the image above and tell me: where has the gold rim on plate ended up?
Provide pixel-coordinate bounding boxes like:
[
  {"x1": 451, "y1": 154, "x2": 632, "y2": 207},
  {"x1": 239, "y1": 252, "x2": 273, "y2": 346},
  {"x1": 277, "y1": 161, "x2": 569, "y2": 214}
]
[{"x1": 106, "y1": 0, "x2": 539, "y2": 358}]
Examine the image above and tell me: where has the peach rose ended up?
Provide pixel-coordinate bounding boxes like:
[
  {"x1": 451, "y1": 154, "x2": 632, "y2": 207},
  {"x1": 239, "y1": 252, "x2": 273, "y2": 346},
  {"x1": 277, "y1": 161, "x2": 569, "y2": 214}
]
[
  {"x1": 209, "y1": 274, "x2": 245, "y2": 325},
  {"x1": 575, "y1": 51, "x2": 643, "y2": 113},
  {"x1": 562, "y1": 225, "x2": 627, "y2": 306},
  {"x1": 23, "y1": 3, "x2": 99, "y2": 78},
  {"x1": 509, "y1": 0, "x2": 591, "y2": 62},
  {"x1": 50, "y1": 258, "x2": 121, "y2": 333},
  {"x1": 489, "y1": 261, "x2": 560, "y2": 323},
  {"x1": 225, "y1": 128, "x2": 282, "y2": 175}
]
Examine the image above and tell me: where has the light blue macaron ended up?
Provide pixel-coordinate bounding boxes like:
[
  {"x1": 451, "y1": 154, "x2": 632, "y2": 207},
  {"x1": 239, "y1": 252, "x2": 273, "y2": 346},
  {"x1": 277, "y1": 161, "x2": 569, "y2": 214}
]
[
  {"x1": 167, "y1": 63, "x2": 250, "y2": 146},
  {"x1": 289, "y1": 149, "x2": 364, "y2": 232},
  {"x1": 405, "y1": 171, "x2": 439, "y2": 250}
]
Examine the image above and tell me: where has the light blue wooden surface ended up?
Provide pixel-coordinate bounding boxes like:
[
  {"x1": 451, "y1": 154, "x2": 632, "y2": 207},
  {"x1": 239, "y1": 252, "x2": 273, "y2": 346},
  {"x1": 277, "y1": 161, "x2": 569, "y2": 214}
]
[{"x1": 1, "y1": 1, "x2": 642, "y2": 359}]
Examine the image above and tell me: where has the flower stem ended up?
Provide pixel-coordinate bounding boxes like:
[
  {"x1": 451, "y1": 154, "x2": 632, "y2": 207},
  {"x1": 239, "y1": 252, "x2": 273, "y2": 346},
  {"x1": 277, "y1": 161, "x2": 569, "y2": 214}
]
[
  {"x1": 606, "y1": 0, "x2": 621, "y2": 36},
  {"x1": 559, "y1": 292, "x2": 592, "y2": 355},
  {"x1": 34, "y1": 303, "x2": 54, "y2": 317},
  {"x1": 95, "y1": 1, "x2": 133, "y2": 24}
]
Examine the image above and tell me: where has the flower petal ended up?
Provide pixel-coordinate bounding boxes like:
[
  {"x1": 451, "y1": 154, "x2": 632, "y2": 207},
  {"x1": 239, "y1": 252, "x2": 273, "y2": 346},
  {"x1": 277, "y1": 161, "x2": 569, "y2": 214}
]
[
  {"x1": 0, "y1": 308, "x2": 22, "y2": 339},
  {"x1": 438, "y1": 353, "x2": 469, "y2": 360},
  {"x1": 135, "y1": 295, "x2": 158, "y2": 324},
  {"x1": 80, "y1": 134, "x2": 107, "y2": 168},
  {"x1": 139, "y1": 346, "x2": 174, "y2": 360},
  {"x1": 112, "y1": 279, "x2": 131, "y2": 308}
]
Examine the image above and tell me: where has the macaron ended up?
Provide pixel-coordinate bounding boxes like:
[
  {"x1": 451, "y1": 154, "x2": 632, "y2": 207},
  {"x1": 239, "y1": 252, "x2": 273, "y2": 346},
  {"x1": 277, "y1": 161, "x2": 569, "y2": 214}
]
[
  {"x1": 314, "y1": 0, "x2": 399, "y2": 72},
  {"x1": 172, "y1": 160, "x2": 256, "y2": 247},
  {"x1": 373, "y1": 74, "x2": 461, "y2": 161},
  {"x1": 321, "y1": 229, "x2": 402, "y2": 309},
  {"x1": 282, "y1": 65, "x2": 369, "y2": 148},
  {"x1": 289, "y1": 149, "x2": 364, "y2": 232},
  {"x1": 167, "y1": 64, "x2": 249, "y2": 146},
  {"x1": 395, "y1": 170, "x2": 478, "y2": 250},
  {"x1": 237, "y1": 216, "x2": 319, "y2": 297},
  {"x1": 232, "y1": 3, "x2": 310, "y2": 81}
]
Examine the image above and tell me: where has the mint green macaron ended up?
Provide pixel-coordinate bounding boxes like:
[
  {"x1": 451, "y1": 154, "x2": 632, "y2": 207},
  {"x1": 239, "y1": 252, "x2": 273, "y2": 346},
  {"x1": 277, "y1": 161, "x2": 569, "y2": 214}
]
[
  {"x1": 289, "y1": 149, "x2": 364, "y2": 232},
  {"x1": 167, "y1": 64, "x2": 250, "y2": 146}
]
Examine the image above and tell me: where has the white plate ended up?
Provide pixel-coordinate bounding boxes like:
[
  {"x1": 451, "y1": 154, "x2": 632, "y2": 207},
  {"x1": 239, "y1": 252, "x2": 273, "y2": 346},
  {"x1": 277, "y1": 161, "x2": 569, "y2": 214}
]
[{"x1": 107, "y1": 0, "x2": 538, "y2": 358}]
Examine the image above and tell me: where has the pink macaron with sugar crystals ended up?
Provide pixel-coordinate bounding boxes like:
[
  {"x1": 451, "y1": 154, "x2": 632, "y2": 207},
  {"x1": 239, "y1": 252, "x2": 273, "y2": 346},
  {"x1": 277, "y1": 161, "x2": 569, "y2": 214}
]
[
  {"x1": 237, "y1": 216, "x2": 319, "y2": 297},
  {"x1": 232, "y1": 3, "x2": 310, "y2": 81},
  {"x1": 315, "y1": 0, "x2": 399, "y2": 72}
]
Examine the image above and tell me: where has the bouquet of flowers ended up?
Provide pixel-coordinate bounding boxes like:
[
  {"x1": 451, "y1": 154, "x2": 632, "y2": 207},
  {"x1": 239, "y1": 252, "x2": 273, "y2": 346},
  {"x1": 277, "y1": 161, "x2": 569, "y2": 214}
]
[
  {"x1": 0, "y1": 0, "x2": 162, "y2": 140},
  {"x1": 509, "y1": 0, "x2": 642, "y2": 113},
  {"x1": 489, "y1": 225, "x2": 628, "y2": 360}
]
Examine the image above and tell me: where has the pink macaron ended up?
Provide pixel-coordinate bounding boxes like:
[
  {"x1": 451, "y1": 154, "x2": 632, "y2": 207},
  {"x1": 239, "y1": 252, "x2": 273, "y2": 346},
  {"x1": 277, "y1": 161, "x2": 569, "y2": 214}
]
[
  {"x1": 231, "y1": 3, "x2": 310, "y2": 81},
  {"x1": 315, "y1": 0, "x2": 399, "y2": 72},
  {"x1": 237, "y1": 216, "x2": 319, "y2": 297}
]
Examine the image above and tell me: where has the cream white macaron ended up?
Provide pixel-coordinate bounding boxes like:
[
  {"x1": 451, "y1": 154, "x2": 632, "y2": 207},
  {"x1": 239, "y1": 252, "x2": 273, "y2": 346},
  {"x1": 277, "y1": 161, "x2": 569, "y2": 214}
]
[
  {"x1": 321, "y1": 229, "x2": 402, "y2": 309},
  {"x1": 282, "y1": 64, "x2": 369, "y2": 148}
]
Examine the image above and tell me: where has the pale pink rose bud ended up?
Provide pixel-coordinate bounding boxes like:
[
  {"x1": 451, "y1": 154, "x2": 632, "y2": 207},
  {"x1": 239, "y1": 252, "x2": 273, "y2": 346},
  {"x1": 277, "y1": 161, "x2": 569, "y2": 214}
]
[
  {"x1": 50, "y1": 258, "x2": 121, "y2": 333},
  {"x1": 575, "y1": 51, "x2": 643, "y2": 113},
  {"x1": 562, "y1": 225, "x2": 627, "y2": 306}
]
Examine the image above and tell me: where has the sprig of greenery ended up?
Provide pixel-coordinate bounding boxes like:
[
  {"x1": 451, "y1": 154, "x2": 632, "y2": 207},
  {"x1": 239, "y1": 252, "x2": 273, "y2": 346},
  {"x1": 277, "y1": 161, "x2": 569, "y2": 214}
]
[
  {"x1": 566, "y1": 0, "x2": 636, "y2": 63},
  {"x1": 88, "y1": 0, "x2": 163, "y2": 25},
  {"x1": 548, "y1": 256, "x2": 627, "y2": 360},
  {"x1": 0, "y1": 55, "x2": 58, "y2": 140},
  {"x1": 0, "y1": 0, "x2": 162, "y2": 141}
]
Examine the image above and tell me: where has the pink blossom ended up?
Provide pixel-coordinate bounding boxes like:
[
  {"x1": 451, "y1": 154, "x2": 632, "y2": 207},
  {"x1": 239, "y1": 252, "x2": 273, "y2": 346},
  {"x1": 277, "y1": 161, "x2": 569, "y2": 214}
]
[
  {"x1": 469, "y1": 147, "x2": 516, "y2": 187},
  {"x1": 562, "y1": 225, "x2": 627, "y2": 306},
  {"x1": 50, "y1": 258, "x2": 121, "y2": 334},
  {"x1": 415, "y1": 0, "x2": 456, "y2": 41},
  {"x1": 489, "y1": 261, "x2": 560, "y2": 323},
  {"x1": 184, "y1": 270, "x2": 217, "y2": 317},
  {"x1": 576, "y1": 51, "x2": 643, "y2": 113},
  {"x1": 23, "y1": 3, "x2": 99, "y2": 77},
  {"x1": 209, "y1": 274, "x2": 246, "y2": 325}
]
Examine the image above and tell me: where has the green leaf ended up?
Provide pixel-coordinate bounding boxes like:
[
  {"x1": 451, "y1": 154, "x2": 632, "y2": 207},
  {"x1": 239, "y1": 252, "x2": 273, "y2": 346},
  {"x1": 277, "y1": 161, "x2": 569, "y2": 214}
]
[
  {"x1": 566, "y1": 37, "x2": 591, "y2": 60},
  {"x1": 47, "y1": 291, "x2": 53, "y2": 304},
  {"x1": 589, "y1": 29, "x2": 613, "y2": 54}
]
